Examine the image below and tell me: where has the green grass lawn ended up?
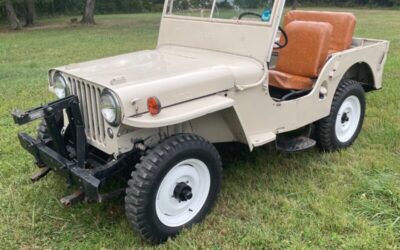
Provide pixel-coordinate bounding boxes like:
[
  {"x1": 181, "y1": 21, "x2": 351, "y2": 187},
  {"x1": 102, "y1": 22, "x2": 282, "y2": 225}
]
[{"x1": 0, "y1": 8, "x2": 399, "y2": 249}]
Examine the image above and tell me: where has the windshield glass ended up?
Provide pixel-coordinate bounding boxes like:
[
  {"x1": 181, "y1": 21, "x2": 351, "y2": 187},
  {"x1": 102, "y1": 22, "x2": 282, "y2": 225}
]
[
  {"x1": 213, "y1": 0, "x2": 274, "y2": 21},
  {"x1": 166, "y1": 0, "x2": 275, "y2": 22},
  {"x1": 168, "y1": 0, "x2": 213, "y2": 18}
]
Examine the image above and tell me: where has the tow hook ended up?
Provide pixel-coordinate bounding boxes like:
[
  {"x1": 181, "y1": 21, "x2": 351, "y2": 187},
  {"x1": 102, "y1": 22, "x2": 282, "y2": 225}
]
[
  {"x1": 30, "y1": 166, "x2": 51, "y2": 182},
  {"x1": 60, "y1": 191, "x2": 84, "y2": 207}
]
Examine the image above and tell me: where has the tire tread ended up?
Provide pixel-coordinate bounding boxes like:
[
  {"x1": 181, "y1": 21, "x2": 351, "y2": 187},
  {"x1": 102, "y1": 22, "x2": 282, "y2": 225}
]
[
  {"x1": 125, "y1": 134, "x2": 222, "y2": 244},
  {"x1": 315, "y1": 79, "x2": 365, "y2": 152}
]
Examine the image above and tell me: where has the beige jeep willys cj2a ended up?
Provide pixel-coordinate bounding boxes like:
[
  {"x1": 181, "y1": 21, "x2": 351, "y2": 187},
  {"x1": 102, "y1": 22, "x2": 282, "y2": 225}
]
[{"x1": 12, "y1": 0, "x2": 389, "y2": 244}]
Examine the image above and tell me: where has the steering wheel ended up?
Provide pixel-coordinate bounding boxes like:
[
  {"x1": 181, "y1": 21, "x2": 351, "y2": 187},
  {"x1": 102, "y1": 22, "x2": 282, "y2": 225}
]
[{"x1": 238, "y1": 12, "x2": 288, "y2": 49}]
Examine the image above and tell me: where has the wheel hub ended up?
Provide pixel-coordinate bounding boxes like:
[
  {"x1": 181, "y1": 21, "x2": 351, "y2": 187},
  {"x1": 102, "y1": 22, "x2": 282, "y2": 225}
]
[
  {"x1": 155, "y1": 159, "x2": 211, "y2": 227},
  {"x1": 173, "y1": 182, "x2": 193, "y2": 202},
  {"x1": 335, "y1": 95, "x2": 362, "y2": 143},
  {"x1": 341, "y1": 112, "x2": 350, "y2": 124}
]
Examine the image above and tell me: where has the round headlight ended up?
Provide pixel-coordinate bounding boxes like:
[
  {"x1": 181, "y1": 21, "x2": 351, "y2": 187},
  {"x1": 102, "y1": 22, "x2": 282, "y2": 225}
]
[
  {"x1": 52, "y1": 73, "x2": 70, "y2": 99},
  {"x1": 100, "y1": 90, "x2": 121, "y2": 126}
]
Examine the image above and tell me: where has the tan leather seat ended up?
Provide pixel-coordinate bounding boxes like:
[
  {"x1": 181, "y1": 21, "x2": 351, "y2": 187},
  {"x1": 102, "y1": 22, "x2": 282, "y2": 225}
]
[
  {"x1": 284, "y1": 10, "x2": 356, "y2": 54},
  {"x1": 269, "y1": 21, "x2": 333, "y2": 90}
]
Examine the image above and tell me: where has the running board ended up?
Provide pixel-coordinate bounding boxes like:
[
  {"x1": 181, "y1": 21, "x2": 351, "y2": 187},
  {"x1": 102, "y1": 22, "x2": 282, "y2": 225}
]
[{"x1": 276, "y1": 136, "x2": 316, "y2": 153}]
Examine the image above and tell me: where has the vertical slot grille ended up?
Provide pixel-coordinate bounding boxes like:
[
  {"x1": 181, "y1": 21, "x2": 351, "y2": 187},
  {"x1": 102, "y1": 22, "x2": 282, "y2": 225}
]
[{"x1": 69, "y1": 77, "x2": 105, "y2": 145}]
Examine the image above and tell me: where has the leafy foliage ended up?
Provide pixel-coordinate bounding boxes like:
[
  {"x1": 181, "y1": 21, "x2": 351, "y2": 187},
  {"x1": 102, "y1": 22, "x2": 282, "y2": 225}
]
[
  {"x1": 2, "y1": 0, "x2": 400, "y2": 21},
  {"x1": 0, "y1": 0, "x2": 165, "y2": 20}
]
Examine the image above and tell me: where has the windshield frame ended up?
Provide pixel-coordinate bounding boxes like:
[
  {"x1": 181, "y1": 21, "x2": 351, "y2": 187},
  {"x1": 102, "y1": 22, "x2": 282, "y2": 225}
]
[{"x1": 163, "y1": 0, "x2": 279, "y2": 26}]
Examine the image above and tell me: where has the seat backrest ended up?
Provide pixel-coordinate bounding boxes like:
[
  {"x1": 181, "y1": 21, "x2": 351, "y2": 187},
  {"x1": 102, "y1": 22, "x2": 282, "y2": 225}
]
[
  {"x1": 275, "y1": 20, "x2": 332, "y2": 78},
  {"x1": 284, "y1": 10, "x2": 356, "y2": 53}
]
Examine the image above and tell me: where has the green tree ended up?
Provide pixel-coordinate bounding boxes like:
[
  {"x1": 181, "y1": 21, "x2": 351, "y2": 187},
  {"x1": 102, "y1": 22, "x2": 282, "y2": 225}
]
[
  {"x1": 3, "y1": 0, "x2": 22, "y2": 29},
  {"x1": 81, "y1": 0, "x2": 96, "y2": 24},
  {"x1": 24, "y1": 0, "x2": 36, "y2": 26}
]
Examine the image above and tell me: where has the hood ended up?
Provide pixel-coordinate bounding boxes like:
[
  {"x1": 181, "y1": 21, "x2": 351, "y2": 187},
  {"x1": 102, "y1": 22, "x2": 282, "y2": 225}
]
[{"x1": 54, "y1": 45, "x2": 264, "y2": 119}]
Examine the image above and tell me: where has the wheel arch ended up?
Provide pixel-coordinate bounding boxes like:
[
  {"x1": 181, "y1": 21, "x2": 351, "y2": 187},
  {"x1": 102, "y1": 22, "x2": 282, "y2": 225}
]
[
  {"x1": 342, "y1": 61, "x2": 377, "y2": 92},
  {"x1": 123, "y1": 95, "x2": 234, "y2": 129},
  {"x1": 122, "y1": 94, "x2": 249, "y2": 143}
]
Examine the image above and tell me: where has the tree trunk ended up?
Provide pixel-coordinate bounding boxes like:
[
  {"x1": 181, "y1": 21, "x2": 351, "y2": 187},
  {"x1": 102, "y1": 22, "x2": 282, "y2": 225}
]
[
  {"x1": 4, "y1": 0, "x2": 22, "y2": 30},
  {"x1": 24, "y1": 0, "x2": 36, "y2": 27},
  {"x1": 292, "y1": 0, "x2": 299, "y2": 10},
  {"x1": 80, "y1": 0, "x2": 96, "y2": 25}
]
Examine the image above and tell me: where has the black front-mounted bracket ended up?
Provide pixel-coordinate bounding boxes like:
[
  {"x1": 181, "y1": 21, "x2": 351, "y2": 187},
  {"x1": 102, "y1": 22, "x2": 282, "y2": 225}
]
[
  {"x1": 12, "y1": 95, "x2": 87, "y2": 168},
  {"x1": 12, "y1": 95, "x2": 135, "y2": 204}
]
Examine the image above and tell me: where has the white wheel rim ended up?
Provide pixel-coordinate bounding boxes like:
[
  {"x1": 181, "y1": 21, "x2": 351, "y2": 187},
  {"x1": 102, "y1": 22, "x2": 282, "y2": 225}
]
[
  {"x1": 155, "y1": 159, "x2": 210, "y2": 227},
  {"x1": 335, "y1": 95, "x2": 361, "y2": 143}
]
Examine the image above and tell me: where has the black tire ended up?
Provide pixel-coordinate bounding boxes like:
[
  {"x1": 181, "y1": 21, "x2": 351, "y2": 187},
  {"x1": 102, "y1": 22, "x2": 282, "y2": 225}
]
[
  {"x1": 37, "y1": 119, "x2": 50, "y2": 141},
  {"x1": 125, "y1": 134, "x2": 222, "y2": 244},
  {"x1": 315, "y1": 79, "x2": 366, "y2": 152}
]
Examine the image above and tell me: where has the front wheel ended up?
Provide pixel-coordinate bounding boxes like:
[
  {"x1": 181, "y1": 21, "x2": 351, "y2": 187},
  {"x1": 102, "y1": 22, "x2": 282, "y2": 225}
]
[
  {"x1": 315, "y1": 79, "x2": 366, "y2": 152},
  {"x1": 125, "y1": 134, "x2": 222, "y2": 244}
]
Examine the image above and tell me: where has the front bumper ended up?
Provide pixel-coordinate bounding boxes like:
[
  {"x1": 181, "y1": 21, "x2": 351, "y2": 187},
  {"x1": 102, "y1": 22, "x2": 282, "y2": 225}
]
[
  {"x1": 12, "y1": 96, "x2": 133, "y2": 204},
  {"x1": 17, "y1": 132, "x2": 102, "y2": 200}
]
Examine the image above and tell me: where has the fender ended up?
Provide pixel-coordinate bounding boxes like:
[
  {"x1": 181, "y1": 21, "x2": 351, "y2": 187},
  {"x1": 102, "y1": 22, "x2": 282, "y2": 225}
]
[
  {"x1": 317, "y1": 39, "x2": 389, "y2": 94},
  {"x1": 123, "y1": 95, "x2": 234, "y2": 128}
]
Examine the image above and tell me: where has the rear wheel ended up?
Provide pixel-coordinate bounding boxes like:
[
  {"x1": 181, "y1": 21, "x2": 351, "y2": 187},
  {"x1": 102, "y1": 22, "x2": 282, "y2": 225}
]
[
  {"x1": 125, "y1": 134, "x2": 222, "y2": 244},
  {"x1": 315, "y1": 79, "x2": 366, "y2": 152}
]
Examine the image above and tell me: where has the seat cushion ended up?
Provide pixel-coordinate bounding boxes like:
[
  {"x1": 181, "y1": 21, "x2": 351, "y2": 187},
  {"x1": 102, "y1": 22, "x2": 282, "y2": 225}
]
[
  {"x1": 275, "y1": 20, "x2": 333, "y2": 78},
  {"x1": 269, "y1": 70, "x2": 313, "y2": 90},
  {"x1": 328, "y1": 49, "x2": 339, "y2": 55},
  {"x1": 284, "y1": 10, "x2": 356, "y2": 52}
]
